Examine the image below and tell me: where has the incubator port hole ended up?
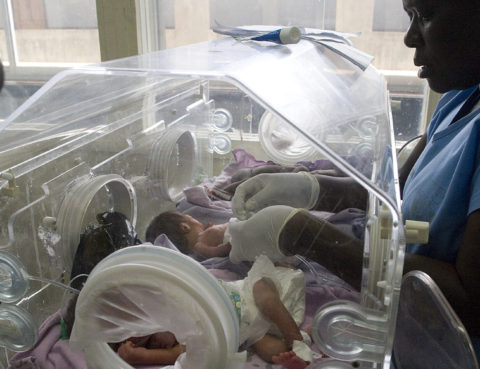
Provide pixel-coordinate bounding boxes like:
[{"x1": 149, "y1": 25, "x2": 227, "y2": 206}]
[
  {"x1": 0, "y1": 305, "x2": 38, "y2": 352},
  {"x1": 0, "y1": 268, "x2": 13, "y2": 288},
  {"x1": 148, "y1": 129, "x2": 196, "y2": 203},
  {"x1": 56, "y1": 174, "x2": 136, "y2": 276},
  {"x1": 259, "y1": 111, "x2": 319, "y2": 165},
  {"x1": 0, "y1": 252, "x2": 29, "y2": 303},
  {"x1": 72, "y1": 246, "x2": 238, "y2": 369}
]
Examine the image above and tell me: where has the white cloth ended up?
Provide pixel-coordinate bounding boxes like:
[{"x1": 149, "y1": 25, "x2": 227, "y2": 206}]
[{"x1": 292, "y1": 330, "x2": 313, "y2": 362}]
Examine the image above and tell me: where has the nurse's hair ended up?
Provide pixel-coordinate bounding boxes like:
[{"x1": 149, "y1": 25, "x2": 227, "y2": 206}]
[{"x1": 145, "y1": 210, "x2": 190, "y2": 253}]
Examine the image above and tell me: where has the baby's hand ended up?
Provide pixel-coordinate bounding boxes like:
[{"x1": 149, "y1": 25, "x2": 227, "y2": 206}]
[
  {"x1": 172, "y1": 343, "x2": 186, "y2": 357},
  {"x1": 117, "y1": 340, "x2": 148, "y2": 364}
]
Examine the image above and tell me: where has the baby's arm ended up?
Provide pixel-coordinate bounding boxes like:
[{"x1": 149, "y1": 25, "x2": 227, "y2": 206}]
[
  {"x1": 191, "y1": 241, "x2": 231, "y2": 258},
  {"x1": 117, "y1": 340, "x2": 185, "y2": 365}
]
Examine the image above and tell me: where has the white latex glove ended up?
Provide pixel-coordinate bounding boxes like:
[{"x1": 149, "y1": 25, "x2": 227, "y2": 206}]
[
  {"x1": 232, "y1": 172, "x2": 320, "y2": 220},
  {"x1": 226, "y1": 205, "x2": 305, "y2": 263}
]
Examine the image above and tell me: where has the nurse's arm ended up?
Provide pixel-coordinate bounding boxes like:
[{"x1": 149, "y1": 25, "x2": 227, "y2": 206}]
[
  {"x1": 278, "y1": 210, "x2": 364, "y2": 290},
  {"x1": 279, "y1": 208, "x2": 480, "y2": 337},
  {"x1": 309, "y1": 132, "x2": 427, "y2": 213},
  {"x1": 402, "y1": 209, "x2": 480, "y2": 336},
  {"x1": 398, "y1": 133, "x2": 427, "y2": 194},
  {"x1": 311, "y1": 175, "x2": 368, "y2": 212}
]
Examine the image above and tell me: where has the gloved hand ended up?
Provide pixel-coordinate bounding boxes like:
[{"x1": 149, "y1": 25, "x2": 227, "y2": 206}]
[
  {"x1": 227, "y1": 205, "x2": 306, "y2": 263},
  {"x1": 232, "y1": 172, "x2": 320, "y2": 220}
]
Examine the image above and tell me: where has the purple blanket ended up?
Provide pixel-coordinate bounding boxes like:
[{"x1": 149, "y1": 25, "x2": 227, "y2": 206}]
[{"x1": 8, "y1": 300, "x2": 86, "y2": 369}]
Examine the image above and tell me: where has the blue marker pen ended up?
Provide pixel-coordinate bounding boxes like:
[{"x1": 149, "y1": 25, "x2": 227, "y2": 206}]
[{"x1": 251, "y1": 26, "x2": 302, "y2": 44}]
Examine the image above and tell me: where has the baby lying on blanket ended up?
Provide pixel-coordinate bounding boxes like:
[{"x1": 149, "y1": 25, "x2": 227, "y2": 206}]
[
  {"x1": 146, "y1": 210, "x2": 232, "y2": 259},
  {"x1": 109, "y1": 332, "x2": 186, "y2": 366},
  {"x1": 146, "y1": 205, "x2": 365, "y2": 263},
  {"x1": 111, "y1": 255, "x2": 313, "y2": 369},
  {"x1": 146, "y1": 205, "x2": 303, "y2": 263}
]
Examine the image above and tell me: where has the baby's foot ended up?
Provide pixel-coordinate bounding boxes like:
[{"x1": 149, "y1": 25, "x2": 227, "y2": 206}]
[{"x1": 272, "y1": 351, "x2": 309, "y2": 369}]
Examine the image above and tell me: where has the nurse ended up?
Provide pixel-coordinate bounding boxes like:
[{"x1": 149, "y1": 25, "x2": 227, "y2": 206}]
[{"x1": 231, "y1": 0, "x2": 480, "y2": 347}]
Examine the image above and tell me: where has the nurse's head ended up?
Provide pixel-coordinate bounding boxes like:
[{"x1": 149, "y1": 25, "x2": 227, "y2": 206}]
[{"x1": 402, "y1": 0, "x2": 480, "y2": 93}]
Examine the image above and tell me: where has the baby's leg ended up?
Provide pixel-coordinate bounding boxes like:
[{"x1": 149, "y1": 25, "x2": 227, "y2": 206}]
[
  {"x1": 250, "y1": 333, "x2": 288, "y2": 363},
  {"x1": 252, "y1": 278, "x2": 303, "y2": 349}
]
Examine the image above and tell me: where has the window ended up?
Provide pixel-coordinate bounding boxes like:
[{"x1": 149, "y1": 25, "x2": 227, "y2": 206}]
[
  {"x1": 332, "y1": 1, "x2": 426, "y2": 141},
  {"x1": 0, "y1": 0, "x2": 100, "y2": 80},
  {"x1": 210, "y1": 0, "x2": 336, "y2": 30},
  {"x1": 373, "y1": 0, "x2": 410, "y2": 32},
  {"x1": 0, "y1": 0, "x2": 429, "y2": 139},
  {"x1": 144, "y1": 0, "x2": 336, "y2": 50},
  {"x1": 0, "y1": 0, "x2": 100, "y2": 118}
]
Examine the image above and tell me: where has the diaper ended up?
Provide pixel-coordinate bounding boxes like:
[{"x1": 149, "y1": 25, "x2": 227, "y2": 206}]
[{"x1": 221, "y1": 255, "x2": 306, "y2": 348}]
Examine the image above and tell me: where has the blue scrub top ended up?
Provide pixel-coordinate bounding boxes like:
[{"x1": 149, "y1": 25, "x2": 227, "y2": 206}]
[{"x1": 402, "y1": 85, "x2": 480, "y2": 263}]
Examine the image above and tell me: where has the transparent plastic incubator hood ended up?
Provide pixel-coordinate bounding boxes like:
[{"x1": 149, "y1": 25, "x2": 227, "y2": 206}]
[{"x1": 0, "y1": 36, "x2": 404, "y2": 369}]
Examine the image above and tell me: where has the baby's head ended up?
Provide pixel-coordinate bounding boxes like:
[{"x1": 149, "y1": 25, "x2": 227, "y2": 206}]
[{"x1": 145, "y1": 211, "x2": 204, "y2": 253}]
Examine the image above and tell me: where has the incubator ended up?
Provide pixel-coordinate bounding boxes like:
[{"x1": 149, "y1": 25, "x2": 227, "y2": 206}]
[{"x1": 0, "y1": 35, "x2": 405, "y2": 369}]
